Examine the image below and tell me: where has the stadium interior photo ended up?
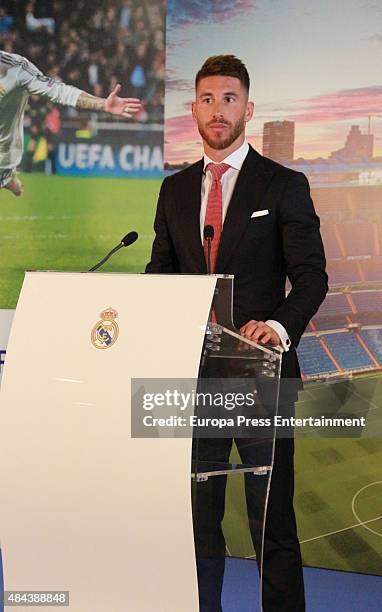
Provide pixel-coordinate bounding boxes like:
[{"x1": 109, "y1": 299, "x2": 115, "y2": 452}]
[{"x1": 0, "y1": 1, "x2": 381, "y2": 611}]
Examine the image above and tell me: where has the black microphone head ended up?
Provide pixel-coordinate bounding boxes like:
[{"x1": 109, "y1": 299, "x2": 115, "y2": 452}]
[
  {"x1": 121, "y1": 231, "x2": 138, "y2": 247},
  {"x1": 204, "y1": 225, "x2": 214, "y2": 240}
]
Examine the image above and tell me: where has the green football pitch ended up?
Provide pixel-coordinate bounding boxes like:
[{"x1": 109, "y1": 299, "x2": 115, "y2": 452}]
[
  {"x1": 1, "y1": 173, "x2": 381, "y2": 576},
  {"x1": 0, "y1": 173, "x2": 160, "y2": 309},
  {"x1": 224, "y1": 372, "x2": 382, "y2": 575}
]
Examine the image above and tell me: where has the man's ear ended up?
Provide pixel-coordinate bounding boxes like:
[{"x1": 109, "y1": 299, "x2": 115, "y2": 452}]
[
  {"x1": 191, "y1": 101, "x2": 197, "y2": 123},
  {"x1": 245, "y1": 100, "x2": 254, "y2": 123}
]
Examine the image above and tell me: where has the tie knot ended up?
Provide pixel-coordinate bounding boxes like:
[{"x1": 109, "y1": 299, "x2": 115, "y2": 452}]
[{"x1": 207, "y1": 162, "x2": 230, "y2": 181}]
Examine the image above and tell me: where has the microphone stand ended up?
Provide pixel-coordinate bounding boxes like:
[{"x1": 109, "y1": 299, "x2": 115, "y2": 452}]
[
  {"x1": 89, "y1": 244, "x2": 123, "y2": 272},
  {"x1": 206, "y1": 237, "x2": 212, "y2": 275},
  {"x1": 88, "y1": 231, "x2": 138, "y2": 272}
]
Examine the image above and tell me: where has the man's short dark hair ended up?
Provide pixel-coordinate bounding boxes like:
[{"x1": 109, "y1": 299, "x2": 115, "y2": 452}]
[{"x1": 195, "y1": 55, "x2": 250, "y2": 92}]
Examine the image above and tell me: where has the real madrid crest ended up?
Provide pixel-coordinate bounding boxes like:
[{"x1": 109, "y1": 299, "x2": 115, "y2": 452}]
[{"x1": 91, "y1": 307, "x2": 119, "y2": 349}]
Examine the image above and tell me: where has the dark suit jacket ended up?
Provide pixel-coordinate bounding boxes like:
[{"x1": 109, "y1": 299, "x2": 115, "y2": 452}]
[{"x1": 146, "y1": 145, "x2": 328, "y2": 380}]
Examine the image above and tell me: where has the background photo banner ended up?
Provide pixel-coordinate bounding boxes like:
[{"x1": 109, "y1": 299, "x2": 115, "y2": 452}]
[
  {"x1": 1, "y1": 0, "x2": 382, "y2": 584},
  {"x1": 165, "y1": 0, "x2": 382, "y2": 576},
  {"x1": 0, "y1": 0, "x2": 165, "y2": 309}
]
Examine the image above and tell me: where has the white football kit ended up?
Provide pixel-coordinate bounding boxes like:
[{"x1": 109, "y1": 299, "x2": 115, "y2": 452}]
[{"x1": 0, "y1": 51, "x2": 82, "y2": 181}]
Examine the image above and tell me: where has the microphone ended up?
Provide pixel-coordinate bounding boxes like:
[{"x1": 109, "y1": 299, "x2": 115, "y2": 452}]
[
  {"x1": 204, "y1": 225, "x2": 214, "y2": 275},
  {"x1": 121, "y1": 231, "x2": 139, "y2": 247},
  {"x1": 89, "y1": 231, "x2": 138, "y2": 272}
]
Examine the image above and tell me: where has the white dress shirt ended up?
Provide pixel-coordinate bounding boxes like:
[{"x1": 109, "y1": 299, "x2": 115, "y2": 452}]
[{"x1": 200, "y1": 140, "x2": 291, "y2": 352}]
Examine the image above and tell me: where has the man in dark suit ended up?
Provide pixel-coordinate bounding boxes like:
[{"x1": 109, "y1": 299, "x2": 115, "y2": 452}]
[{"x1": 146, "y1": 55, "x2": 327, "y2": 612}]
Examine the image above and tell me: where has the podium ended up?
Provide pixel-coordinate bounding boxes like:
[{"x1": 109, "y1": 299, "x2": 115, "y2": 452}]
[
  {"x1": 193, "y1": 277, "x2": 282, "y2": 610},
  {"x1": 0, "y1": 272, "x2": 281, "y2": 611}
]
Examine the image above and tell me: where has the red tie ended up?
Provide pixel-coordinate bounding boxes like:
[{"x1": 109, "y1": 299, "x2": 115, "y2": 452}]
[{"x1": 204, "y1": 162, "x2": 230, "y2": 273}]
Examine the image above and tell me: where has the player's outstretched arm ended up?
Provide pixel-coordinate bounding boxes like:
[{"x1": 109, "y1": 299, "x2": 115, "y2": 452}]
[{"x1": 77, "y1": 84, "x2": 142, "y2": 118}]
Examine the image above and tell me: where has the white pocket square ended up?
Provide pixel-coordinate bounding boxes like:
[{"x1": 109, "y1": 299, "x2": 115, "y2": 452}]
[{"x1": 251, "y1": 209, "x2": 269, "y2": 218}]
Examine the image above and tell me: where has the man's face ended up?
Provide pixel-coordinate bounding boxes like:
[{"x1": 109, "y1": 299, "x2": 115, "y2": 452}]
[{"x1": 192, "y1": 75, "x2": 254, "y2": 151}]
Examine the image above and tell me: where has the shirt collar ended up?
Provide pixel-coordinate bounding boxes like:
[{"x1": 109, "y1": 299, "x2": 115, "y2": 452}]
[{"x1": 203, "y1": 139, "x2": 249, "y2": 172}]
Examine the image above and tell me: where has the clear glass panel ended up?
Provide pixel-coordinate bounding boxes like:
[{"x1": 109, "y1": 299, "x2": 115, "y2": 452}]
[{"x1": 193, "y1": 276, "x2": 282, "y2": 611}]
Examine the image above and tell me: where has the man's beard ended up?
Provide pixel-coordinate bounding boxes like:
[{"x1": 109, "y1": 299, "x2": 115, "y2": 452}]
[{"x1": 198, "y1": 116, "x2": 246, "y2": 150}]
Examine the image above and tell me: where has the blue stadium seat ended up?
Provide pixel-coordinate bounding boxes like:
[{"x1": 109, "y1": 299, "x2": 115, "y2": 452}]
[
  {"x1": 327, "y1": 260, "x2": 361, "y2": 285},
  {"x1": 352, "y1": 290, "x2": 382, "y2": 313},
  {"x1": 297, "y1": 336, "x2": 338, "y2": 376},
  {"x1": 359, "y1": 329, "x2": 382, "y2": 365},
  {"x1": 322, "y1": 332, "x2": 374, "y2": 370},
  {"x1": 360, "y1": 257, "x2": 382, "y2": 282},
  {"x1": 320, "y1": 223, "x2": 343, "y2": 259},
  {"x1": 316, "y1": 293, "x2": 352, "y2": 317},
  {"x1": 340, "y1": 221, "x2": 374, "y2": 257}
]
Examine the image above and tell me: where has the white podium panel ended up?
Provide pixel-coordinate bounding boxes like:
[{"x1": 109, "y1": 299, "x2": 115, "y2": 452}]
[{"x1": 0, "y1": 272, "x2": 217, "y2": 612}]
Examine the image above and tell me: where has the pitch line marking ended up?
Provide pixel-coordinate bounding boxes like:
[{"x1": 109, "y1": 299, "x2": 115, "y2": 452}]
[
  {"x1": 351, "y1": 481, "x2": 382, "y2": 538},
  {"x1": 225, "y1": 544, "x2": 232, "y2": 557},
  {"x1": 299, "y1": 514, "x2": 382, "y2": 544},
  {"x1": 350, "y1": 389, "x2": 381, "y2": 413},
  {"x1": 245, "y1": 513, "x2": 382, "y2": 558}
]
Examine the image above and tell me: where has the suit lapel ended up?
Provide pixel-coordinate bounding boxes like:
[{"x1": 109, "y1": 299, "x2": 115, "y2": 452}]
[
  {"x1": 216, "y1": 147, "x2": 274, "y2": 272},
  {"x1": 177, "y1": 159, "x2": 207, "y2": 272}
]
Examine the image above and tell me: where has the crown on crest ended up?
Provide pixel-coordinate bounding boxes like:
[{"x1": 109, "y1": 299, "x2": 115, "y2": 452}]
[{"x1": 100, "y1": 307, "x2": 118, "y2": 320}]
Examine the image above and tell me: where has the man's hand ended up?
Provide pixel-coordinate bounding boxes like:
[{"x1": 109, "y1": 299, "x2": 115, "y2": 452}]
[
  {"x1": 240, "y1": 320, "x2": 281, "y2": 347},
  {"x1": 77, "y1": 86, "x2": 142, "y2": 118},
  {"x1": 104, "y1": 84, "x2": 142, "y2": 117}
]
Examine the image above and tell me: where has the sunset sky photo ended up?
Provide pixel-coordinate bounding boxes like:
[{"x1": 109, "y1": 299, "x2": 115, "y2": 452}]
[{"x1": 165, "y1": 0, "x2": 382, "y2": 165}]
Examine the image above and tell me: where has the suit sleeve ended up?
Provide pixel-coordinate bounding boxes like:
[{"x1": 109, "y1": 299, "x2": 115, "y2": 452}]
[
  {"x1": 270, "y1": 172, "x2": 328, "y2": 347},
  {"x1": 145, "y1": 177, "x2": 179, "y2": 273}
]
